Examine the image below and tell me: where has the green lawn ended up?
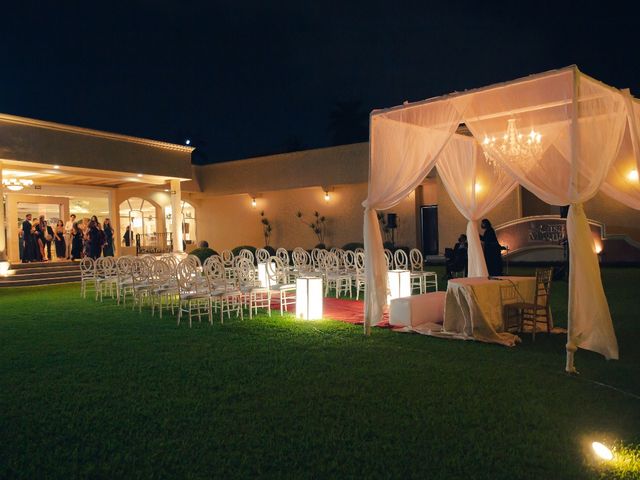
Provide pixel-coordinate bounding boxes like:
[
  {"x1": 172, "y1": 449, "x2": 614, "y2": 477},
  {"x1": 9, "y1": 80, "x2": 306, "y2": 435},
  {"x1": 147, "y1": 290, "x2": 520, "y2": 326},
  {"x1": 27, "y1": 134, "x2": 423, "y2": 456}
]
[{"x1": 1, "y1": 268, "x2": 639, "y2": 479}]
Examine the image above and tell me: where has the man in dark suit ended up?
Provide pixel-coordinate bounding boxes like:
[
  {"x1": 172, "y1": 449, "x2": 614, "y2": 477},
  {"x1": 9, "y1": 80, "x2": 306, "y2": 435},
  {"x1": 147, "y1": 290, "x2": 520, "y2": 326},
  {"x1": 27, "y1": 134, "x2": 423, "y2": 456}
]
[
  {"x1": 445, "y1": 234, "x2": 468, "y2": 279},
  {"x1": 21, "y1": 213, "x2": 36, "y2": 263}
]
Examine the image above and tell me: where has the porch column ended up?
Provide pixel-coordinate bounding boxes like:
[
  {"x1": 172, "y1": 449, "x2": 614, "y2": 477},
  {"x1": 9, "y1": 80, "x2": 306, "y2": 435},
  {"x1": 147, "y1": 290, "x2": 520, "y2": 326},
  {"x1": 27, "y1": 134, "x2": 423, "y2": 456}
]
[
  {"x1": 0, "y1": 163, "x2": 7, "y2": 263},
  {"x1": 170, "y1": 179, "x2": 183, "y2": 253}
]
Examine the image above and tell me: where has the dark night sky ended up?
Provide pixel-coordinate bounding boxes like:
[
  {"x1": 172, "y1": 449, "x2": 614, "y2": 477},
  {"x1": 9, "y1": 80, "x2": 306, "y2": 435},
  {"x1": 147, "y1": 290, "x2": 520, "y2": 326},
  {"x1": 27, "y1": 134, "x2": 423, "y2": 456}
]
[{"x1": 1, "y1": 1, "x2": 638, "y2": 164}]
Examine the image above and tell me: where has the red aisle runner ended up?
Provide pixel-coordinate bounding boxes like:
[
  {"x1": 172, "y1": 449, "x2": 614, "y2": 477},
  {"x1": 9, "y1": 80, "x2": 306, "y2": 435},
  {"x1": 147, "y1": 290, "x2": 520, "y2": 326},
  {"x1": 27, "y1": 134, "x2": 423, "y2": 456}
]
[{"x1": 273, "y1": 297, "x2": 390, "y2": 327}]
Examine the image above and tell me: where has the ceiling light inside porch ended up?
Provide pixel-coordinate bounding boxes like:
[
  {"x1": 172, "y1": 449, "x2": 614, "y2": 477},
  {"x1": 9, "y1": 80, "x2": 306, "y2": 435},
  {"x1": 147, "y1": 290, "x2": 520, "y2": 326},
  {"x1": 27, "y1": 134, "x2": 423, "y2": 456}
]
[{"x1": 2, "y1": 178, "x2": 34, "y2": 191}]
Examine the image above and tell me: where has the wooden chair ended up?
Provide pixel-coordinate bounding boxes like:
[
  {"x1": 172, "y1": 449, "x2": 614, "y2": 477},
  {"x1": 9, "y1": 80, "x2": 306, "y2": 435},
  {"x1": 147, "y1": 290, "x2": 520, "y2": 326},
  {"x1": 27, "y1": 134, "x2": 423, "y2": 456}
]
[{"x1": 504, "y1": 268, "x2": 553, "y2": 341}]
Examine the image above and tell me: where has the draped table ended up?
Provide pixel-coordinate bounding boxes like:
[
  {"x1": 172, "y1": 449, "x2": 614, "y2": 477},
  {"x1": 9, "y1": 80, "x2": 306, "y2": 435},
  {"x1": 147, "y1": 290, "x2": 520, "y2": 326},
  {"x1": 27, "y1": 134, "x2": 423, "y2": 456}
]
[{"x1": 443, "y1": 276, "x2": 537, "y2": 346}]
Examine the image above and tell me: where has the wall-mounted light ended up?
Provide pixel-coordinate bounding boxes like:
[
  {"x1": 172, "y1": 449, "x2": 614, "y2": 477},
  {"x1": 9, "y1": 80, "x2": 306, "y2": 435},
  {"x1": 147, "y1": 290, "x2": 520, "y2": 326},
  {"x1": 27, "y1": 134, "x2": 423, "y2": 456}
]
[
  {"x1": 53, "y1": 165, "x2": 60, "y2": 169},
  {"x1": 251, "y1": 197, "x2": 257, "y2": 208},
  {"x1": 137, "y1": 173, "x2": 143, "y2": 178},
  {"x1": 324, "y1": 191, "x2": 331, "y2": 202}
]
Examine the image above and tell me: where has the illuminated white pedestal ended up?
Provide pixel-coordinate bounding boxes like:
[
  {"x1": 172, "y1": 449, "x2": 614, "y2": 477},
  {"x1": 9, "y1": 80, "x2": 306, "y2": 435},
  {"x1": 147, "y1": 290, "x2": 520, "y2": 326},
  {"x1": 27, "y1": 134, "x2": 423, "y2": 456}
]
[
  {"x1": 387, "y1": 269, "x2": 411, "y2": 303},
  {"x1": 296, "y1": 277, "x2": 323, "y2": 320}
]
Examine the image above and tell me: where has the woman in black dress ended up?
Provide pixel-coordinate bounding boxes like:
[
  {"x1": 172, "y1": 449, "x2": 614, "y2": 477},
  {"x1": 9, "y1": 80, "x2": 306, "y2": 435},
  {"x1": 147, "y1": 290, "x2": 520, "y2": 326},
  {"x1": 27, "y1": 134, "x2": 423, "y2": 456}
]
[
  {"x1": 54, "y1": 220, "x2": 66, "y2": 260},
  {"x1": 480, "y1": 218, "x2": 503, "y2": 276},
  {"x1": 88, "y1": 221, "x2": 102, "y2": 259},
  {"x1": 71, "y1": 223, "x2": 83, "y2": 260},
  {"x1": 103, "y1": 218, "x2": 114, "y2": 257}
]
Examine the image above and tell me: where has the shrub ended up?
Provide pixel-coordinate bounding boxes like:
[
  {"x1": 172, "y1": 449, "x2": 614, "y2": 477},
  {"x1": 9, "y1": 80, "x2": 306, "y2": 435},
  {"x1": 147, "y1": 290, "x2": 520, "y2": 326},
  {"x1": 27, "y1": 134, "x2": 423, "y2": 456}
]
[
  {"x1": 197, "y1": 240, "x2": 209, "y2": 248},
  {"x1": 342, "y1": 242, "x2": 364, "y2": 251},
  {"x1": 190, "y1": 247, "x2": 218, "y2": 264}
]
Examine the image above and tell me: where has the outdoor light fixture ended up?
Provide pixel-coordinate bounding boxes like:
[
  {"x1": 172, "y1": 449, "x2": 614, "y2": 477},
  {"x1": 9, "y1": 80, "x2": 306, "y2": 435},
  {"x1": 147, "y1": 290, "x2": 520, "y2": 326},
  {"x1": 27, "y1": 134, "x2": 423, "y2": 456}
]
[
  {"x1": 483, "y1": 118, "x2": 542, "y2": 169},
  {"x1": 324, "y1": 191, "x2": 331, "y2": 202},
  {"x1": 53, "y1": 165, "x2": 60, "y2": 169},
  {"x1": 296, "y1": 277, "x2": 323, "y2": 320},
  {"x1": 627, "y1": 169, "x2": 639, "y2": 182},
  {"x1": 2, "y1": 178, "x2": 34, "y2": 191},
  {"x1": 137, "y1": 173, "x2": 143, "y2": 178},
  {"x1": 592, "y1": 442, "x2": 614, "y2": 461},
  {"x1": 387, "y1": 269, "x2": 411, "y2": 302},
  {"x1": 0, "y1": 260, "x2": 9, "y2": 277},
  {"x1": 251, "y1": 197, "x2": 257, "y2": 208}
]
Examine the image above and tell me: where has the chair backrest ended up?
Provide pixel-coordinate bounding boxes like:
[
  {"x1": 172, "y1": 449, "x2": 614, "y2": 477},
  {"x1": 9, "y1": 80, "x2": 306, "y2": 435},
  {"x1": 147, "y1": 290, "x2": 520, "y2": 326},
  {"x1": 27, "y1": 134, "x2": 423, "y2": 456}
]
[
  {"x1": 161, "y1": 254, "x2": 179, "y2": 270},
  {"x1": 176, "y1": 259, "x2": 201, "y2": 294},
  {"x1": 203, "y1": 255, "x2": 225, "y2": 282},
  {"x1": 256, "y1": 248, "x2": 270, "y2": 264},
  {"x1": 276, "y1": 248, "x2": 290, "y2": 266},
  {"x1": 534, "y1": 267, "x2": 553, "y2": 307},
  {"x1": 184, "y1": 254, "x2": 202, "y2": 270},
  {"x1": 343, "y1": 250, "x2": 356, "y2": 272},
  {"x1": 354, "y1": 247, "x2": 364, "y2": 255},
  {"x1": 95, "y1": 256, "x2": 116, "y2": 277},
  {"x1": 151, "y1": 259, "x2": 173, "y2": 287},
  {"x1": 139, "y1": 255, "x2": 155, "y2": 269},
  {"x1": 292, "y1": 248, "x2": 311, "y2": 272},
  {"x1": 265, "y1": 256, "x2": 288, "y2": 286},
  {"x1": 355, "y1": 251, "x2": 365, "y2": 274},
  {"x1": 394, "y1": 249, "x2": 409, "y2": 270},
  {"x1": 235, "y1": 257, "x2": 258, "y2": 288},
  {"x1": 80, "y1": 257, "x2": 95, "y2": 276},
  {"x1": 409, "y1": 248, "x2": 424, "y2": 271},
  {"x1": 239, "y1": 248, "x2": 255, "y2": 265},
  {"x1": 131, "y1": 258, "x2": 150, "y2": 285},
  {"x1": 221, "y1": 249, "x2": 234, "y2": 267},
  {"x1": 116, "y1": 256, "x2": 134, "y2": 280},
  {"x1": 383, "y1": 249, "x2": 393, "y2": 269},
  {"x1": 323, "y1": 252, "x2": 340, "y2": 273}
]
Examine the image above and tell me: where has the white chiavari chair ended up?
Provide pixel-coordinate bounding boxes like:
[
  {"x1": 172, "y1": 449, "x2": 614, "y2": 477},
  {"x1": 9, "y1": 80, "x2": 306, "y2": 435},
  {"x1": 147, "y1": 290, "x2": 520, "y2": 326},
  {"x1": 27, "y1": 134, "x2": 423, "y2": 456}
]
[
  {"x1": 236, "y1": 257, "x2": 271, "y2": 319},
  {"x1": 177, "y1": 259, "x2": 212, "y2": 327},
  {"x1": 80, "y1": 257, "x2": 96, "y2": 299},
  {"x1": 266, "y1": 256, "x2": 296, "y2": 315},
  {"x1": 410, "y1": 248, "x2": 438, "y2": 293}
]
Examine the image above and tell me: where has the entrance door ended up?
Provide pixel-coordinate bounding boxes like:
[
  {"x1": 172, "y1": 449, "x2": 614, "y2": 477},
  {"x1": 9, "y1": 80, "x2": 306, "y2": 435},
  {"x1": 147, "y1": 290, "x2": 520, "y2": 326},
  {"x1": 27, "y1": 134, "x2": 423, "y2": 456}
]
[
  {"x1": 420, "y1": 205, "x2": 439, "y2": 255},
  {"x1": 6, "y1": 195, "x2": 69, "y2": 262}
]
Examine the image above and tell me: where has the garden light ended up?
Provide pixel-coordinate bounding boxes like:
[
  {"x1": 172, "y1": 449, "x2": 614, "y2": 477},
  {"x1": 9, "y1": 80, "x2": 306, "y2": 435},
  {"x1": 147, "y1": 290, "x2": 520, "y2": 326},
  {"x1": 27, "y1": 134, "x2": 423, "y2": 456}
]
[{"x1": 592, "y1": 441, "x2": 613, "y2": 461}]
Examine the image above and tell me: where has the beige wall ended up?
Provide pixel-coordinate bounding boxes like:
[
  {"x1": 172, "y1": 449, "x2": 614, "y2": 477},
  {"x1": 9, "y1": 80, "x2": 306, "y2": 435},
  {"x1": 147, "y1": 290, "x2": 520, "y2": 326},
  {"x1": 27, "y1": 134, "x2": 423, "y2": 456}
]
[
  {"x1": 195, "y1": 143, "x2": 368, "y2": 196},
  {"x1": 193, "y1": 183, "x2": 417, "y2": 251}
]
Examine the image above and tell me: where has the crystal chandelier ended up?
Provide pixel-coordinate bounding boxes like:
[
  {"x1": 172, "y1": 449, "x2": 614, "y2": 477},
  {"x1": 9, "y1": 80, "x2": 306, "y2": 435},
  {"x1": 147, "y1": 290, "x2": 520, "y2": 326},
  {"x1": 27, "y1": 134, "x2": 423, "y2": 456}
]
[
  {"x1": 2, "y1": 178, "x2": 34, "y2": 191},
  {"x1": 482, "y1": 118, "x2": 542, "y2": 169}
]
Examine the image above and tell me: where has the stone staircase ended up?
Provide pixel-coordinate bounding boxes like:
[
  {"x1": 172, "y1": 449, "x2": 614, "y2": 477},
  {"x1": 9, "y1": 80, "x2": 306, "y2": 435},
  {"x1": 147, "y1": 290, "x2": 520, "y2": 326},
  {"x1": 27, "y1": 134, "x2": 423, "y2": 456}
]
[{"x1": 0, "y1": 261, "x2": 81, "y2": 287}]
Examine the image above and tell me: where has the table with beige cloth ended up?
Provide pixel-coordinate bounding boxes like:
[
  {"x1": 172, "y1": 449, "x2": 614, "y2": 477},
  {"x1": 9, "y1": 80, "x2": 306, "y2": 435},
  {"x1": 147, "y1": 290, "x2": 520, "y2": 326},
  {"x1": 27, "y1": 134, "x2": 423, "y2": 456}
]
[{"x1": 443, "y1": 276, "x2": 537, "y2": 347}]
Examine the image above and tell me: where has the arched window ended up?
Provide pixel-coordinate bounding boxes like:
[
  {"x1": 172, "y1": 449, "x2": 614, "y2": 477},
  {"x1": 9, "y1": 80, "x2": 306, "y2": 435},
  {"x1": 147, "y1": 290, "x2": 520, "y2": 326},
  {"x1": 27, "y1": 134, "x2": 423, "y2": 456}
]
[
  {"x1": 164, "y1": 201, "x2": 196, "y2": 246},
  {"x1": 119, "y1": 197, "x2": 158, "y2": 243}
]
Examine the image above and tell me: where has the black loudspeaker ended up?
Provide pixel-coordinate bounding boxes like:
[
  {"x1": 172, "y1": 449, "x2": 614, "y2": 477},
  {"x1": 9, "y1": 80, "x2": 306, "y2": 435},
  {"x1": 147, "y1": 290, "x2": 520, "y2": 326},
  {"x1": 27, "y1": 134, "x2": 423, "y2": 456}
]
[
  {"x1": 386, "y1": 213, "x2": 398, "y2": 229},
  {"x1": 560, "y1": 205, "x2": 570, "y2": 218}
]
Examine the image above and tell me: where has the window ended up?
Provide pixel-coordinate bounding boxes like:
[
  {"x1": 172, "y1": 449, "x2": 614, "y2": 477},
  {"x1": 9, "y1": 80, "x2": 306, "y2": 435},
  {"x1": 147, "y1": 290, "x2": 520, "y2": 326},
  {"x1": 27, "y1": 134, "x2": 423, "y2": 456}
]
[{"x1": 119, "y1": 198, "x2": 157, "y2": 244}]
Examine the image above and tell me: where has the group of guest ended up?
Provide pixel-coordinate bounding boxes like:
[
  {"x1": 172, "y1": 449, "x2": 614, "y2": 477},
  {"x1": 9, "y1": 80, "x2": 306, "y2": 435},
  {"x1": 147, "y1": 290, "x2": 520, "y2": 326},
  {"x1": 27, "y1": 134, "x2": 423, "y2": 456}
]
[
  {"x1": 21, "y1": 213, "x2": 115, "y2": 262},
  {"x1": 445, "y1": 218, "x2": 503, "y2": 279}
]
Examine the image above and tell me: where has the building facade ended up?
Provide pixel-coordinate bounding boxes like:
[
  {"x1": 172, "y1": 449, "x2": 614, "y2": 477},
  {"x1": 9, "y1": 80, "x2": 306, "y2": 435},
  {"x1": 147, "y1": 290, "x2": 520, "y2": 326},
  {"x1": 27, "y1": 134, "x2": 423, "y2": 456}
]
[{"x1": 2, "y1": 113, "x2": 640, "y2": 265}]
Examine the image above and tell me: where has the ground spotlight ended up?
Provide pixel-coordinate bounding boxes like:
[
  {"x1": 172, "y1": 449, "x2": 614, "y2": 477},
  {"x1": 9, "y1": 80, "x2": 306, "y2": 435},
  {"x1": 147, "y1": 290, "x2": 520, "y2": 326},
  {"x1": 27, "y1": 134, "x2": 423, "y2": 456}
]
[{"x1": 592, "y1": 441, "x2": 613, "y2": 461}]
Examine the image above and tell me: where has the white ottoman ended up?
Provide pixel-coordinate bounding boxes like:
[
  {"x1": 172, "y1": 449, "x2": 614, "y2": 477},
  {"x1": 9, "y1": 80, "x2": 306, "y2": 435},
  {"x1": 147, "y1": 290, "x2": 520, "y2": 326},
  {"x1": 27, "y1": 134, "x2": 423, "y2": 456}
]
[{"x1": 389, "y1": 291, "x2": 446, "y2": 328}]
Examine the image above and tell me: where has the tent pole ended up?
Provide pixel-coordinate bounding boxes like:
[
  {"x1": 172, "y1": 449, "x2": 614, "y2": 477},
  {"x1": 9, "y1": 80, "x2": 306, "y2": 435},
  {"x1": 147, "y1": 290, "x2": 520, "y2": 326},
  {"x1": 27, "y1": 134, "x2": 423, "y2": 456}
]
[{"x1": 565, "y1": 67, "x2": 580, "y2": 374}]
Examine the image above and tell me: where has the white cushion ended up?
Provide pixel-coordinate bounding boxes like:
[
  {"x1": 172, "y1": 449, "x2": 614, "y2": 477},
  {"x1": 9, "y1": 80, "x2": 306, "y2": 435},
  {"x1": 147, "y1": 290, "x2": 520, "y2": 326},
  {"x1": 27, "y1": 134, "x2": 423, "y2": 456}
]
[{"x1": 389, "y1": 292, "x2": 446, "y2": 328}]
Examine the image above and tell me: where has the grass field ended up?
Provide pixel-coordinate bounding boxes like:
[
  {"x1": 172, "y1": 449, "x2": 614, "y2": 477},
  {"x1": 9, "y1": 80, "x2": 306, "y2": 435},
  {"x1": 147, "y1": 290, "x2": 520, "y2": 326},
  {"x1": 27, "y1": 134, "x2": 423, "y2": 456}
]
[{"x1": 1, "y1": 267, "x2": 639, "y2": 479}]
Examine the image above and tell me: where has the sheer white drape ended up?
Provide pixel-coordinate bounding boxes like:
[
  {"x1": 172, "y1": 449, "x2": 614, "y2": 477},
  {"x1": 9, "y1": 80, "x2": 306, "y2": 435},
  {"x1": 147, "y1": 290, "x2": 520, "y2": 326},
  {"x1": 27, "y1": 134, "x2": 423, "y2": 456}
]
[
  {"x1": 436, "y1": 135, "x2": 517, "y2": 277},
  {"x1": 601, "y1": 92, "x2": 640, "y2": 209},
  {"x1": 363, "y1": 98, "x2": 467, "y2": 331},
  {"x1": 464, "y1": 69, "x2": 625, "y2": 369}
]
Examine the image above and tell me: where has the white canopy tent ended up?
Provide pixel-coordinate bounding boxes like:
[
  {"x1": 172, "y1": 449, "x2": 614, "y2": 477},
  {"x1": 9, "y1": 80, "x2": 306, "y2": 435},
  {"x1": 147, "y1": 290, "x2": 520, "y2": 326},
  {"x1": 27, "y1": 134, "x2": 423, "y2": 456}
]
[{"x1": 363, "y1": 66, "x2": 640, "y2": 372}]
